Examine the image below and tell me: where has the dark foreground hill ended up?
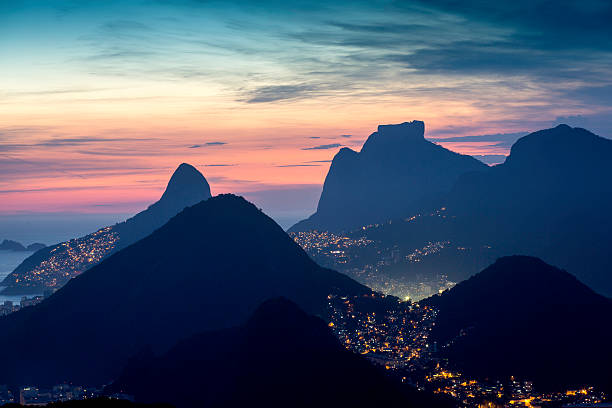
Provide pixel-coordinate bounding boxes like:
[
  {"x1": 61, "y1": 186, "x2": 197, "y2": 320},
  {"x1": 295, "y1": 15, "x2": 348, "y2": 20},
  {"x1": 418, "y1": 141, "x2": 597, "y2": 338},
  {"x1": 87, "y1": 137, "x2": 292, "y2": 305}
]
[
  {"x1": 0, "y1": 195, "x2": 369, "y2": 386},
  {"x1": 1, "y1": 163, "x2": 211, "y2": 295},
  {"x1": 424, "y1": 256, "x2": 612, "y2": 394},
  {"x1": 290, "y1": 121, "x2": 486, "y2": 232},
  {"x1": 3, "y1": 398, "x2": 170, "y2": 408},
  {"x1": 110, "y1": 298, "x2": 450, "y2": 408}
]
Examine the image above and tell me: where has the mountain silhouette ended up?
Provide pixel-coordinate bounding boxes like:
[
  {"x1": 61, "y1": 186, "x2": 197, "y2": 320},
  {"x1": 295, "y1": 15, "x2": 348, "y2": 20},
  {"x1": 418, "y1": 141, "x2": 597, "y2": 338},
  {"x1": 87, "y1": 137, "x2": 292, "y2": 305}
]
[
  {"x1": 341, "y1": 124, "x2": 612, "y2": 296},
  {"x1": 0, "y1": 239, "x2": 43, "y2": 252},
  {"x1": 442, "y1": 124, "x2": 612, "y2": 294},
  {"x1": 26, "y1": 242, "x2": 46, "y2": 252},
  {"x1": 110, "y1": 297, "x2": 450, "y2": 408},
  {"x1": 424, "y1": 256, "x2": 612, "y2": 394},
  {"x1": 0, "y1": 195, "x2": 369, "y2": 386},
  {"x1": 113, "y1": 163, "x2": 212, "y2": 245},
  {"x1": 290, "y1": 121, "x2": 486, "y2": 232},
  {"x1": 1, "y1": 163, "x2": 211, "y2": 295},
  {"x1": 0, "y1": 240, "x2": 28, "y2": 252}
]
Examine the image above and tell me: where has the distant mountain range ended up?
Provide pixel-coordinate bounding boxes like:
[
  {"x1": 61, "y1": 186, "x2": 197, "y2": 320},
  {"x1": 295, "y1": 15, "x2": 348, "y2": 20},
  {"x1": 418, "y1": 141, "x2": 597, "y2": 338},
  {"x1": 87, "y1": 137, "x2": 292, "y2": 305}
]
[
  {"x1": 0, "y1": 240, "x2": 46, "y2": 252},
  {"x1": 424, "y1": 256, "x2": 612, "y2": 394},
  {"x1": 290, "y1": 121, "x2": 487, "y2": 232},
  {"x1": 0, "y1": 163, "x2": 211, "y2": 295},
  {"x1": 0, "y1": 194, "x2": 369, "y2": 386},
  {"x1": 293, "y1": 123, "x2": 612, "y2": 297},
  {"x1": 110, "y1": 297, "x2": 450, "y2": 408}
]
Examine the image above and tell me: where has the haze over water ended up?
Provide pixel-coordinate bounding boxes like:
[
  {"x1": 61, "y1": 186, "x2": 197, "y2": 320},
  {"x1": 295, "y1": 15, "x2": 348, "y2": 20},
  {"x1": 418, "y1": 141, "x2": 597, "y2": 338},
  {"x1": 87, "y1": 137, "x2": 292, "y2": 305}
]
[{"x1": 0, "y1": 250, "x2": 37, "y2": 303}]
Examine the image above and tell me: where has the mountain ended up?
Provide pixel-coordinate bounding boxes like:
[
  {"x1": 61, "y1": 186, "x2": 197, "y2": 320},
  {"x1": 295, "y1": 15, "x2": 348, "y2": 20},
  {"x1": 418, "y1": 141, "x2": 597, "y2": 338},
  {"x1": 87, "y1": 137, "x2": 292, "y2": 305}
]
[
  {"x1": 424, "y1": 256, "x2": 612, "y2": 394},
  {"x1": 0, "y1": 195, "x2": 369, "y2": 386},
  {"x1": 441, "y1": 124, "x2": 612, "y2": 294},
  {"x1": 0, "y1": 240, "x2": 27, "y2": 252},
  {"x1": 110, "y1": 297, "x2": 450, "y2": 408},
  {"x1": 0, "y1": 239, "x2": 43, "y2": 252},
  {"x1": 315, "y1": 124, "x2": 612, "y2": 297},
  {"x1": 26, "y1": 243, "x2": 46, "y2": 252},
  {"x1": 1, "y1": 163, "x2": 211, "y2": 295},
  {"x1": 290, "y1": 121, "x2": 486, "y2": 232}
]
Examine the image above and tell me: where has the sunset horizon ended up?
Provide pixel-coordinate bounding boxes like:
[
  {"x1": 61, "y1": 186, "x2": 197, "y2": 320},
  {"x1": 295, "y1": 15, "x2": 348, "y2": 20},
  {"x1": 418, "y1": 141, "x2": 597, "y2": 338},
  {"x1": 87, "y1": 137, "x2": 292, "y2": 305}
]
[{"x1": 3, "y1": 0, "x2": 611, "y2": 219}]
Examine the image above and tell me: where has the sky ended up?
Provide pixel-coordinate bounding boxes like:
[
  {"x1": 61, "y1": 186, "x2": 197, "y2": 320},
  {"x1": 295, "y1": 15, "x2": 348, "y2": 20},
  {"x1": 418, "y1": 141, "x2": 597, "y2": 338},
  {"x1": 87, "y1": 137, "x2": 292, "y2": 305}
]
[{"x1": 1, "y1": 0, "x2": 612, "y2": 229}]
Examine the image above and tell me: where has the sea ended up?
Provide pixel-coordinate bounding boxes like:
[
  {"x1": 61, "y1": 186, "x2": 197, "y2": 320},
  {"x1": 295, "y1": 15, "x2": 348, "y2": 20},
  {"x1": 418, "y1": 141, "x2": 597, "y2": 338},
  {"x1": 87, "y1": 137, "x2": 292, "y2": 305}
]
[{"x1": 0, "y1": 250, "x2": 38, "y2": 303}]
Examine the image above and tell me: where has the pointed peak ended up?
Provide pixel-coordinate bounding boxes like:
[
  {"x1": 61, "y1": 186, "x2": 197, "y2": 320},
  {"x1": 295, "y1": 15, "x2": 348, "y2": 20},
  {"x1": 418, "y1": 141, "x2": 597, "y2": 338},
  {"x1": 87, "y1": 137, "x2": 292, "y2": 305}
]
[
  {"x1": 171, "y1": 163, "x2": 202, "y2": 180},
  {"x1": 159, "y1": 163, "x2": 212, "y2": 204},
  {"x1": 334, "y1": 146, "x2": 358, "y2": 160},
  {"x1": 554, "y1": 123, "x2": 572, "y2": 130}
]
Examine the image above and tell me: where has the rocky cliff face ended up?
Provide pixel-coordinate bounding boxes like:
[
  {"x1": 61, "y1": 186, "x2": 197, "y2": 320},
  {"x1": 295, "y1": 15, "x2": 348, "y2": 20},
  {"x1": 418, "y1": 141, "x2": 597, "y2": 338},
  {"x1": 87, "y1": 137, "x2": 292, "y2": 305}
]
[{"x1": 290, "y1": 121, "x2": 486, "y2": 232}]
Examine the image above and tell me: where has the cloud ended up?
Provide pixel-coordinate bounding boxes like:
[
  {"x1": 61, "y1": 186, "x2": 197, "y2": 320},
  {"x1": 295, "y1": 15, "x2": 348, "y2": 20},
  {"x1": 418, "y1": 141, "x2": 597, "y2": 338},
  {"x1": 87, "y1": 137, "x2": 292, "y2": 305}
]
[
  {"x1": 0, "y1": 154, "x2": 167, "y2": 180},
  {"x1": 340, "y1": 134, "x2": 352, "y2": 138},
  {"x1": 562, "y1": 85, "x2": 612, "y2": 106},
  {"x1": 189, "y1": 142, "x2": 227, "y2": 148},
  {"x1": 203, "y1": 163, "x2": 235, "y2": 167},
  {"x1": 301, "y1": 143, "x2": 342, "y2": 150},
  {"x1": 245, "y1": 84, "x2": 321, "y2": 103},
  {"x1": 37, "y1": 137, "x2": 152, "y2": 147},
  {"x1": 0, "y1": 136, "x2": 158, "y2": 153},
  {"x1": 0, "y1": 185, "x2": 117, "y2": 194},
  {"x1": 306, "y1": 160, "x2": 332, "y2": 163},
  {"x1": 410, "y1": 0, "x2": 612, "y2": 52},
  {"x1": 276, "y1": 164, "x2": 321, "y2": 167},
  {"x1": 100, "y1": 20, "x2": 152, "y2": 33}
]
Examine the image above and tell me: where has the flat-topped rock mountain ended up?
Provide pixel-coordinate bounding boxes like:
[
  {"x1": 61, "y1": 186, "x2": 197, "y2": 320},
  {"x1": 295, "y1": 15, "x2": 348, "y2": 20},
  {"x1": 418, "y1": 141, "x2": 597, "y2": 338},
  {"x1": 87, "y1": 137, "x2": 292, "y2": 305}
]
[
  {"x1": 1, "y1": 163, "x2": 211, "y2": 295},
  {"x1": 290, "y1": 121, "x2": 486, "y2": 233},
  {"x1": 110, "y1": 297, "x2": 449, "y2": 408},
  {"x1": 0, "y1": 194, "x2": 369, "y2": 386},
  {"x1": 424, "y1": 256, "x2": 612, "y2": 394}
]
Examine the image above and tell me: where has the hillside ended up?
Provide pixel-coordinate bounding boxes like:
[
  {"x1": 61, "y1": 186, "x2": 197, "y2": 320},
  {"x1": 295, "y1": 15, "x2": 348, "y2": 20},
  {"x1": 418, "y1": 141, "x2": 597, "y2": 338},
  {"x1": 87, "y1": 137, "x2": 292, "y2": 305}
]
[
  {"x1": 0, "y1": 195, "x2": 368, "y2": 386},
  {"x1": 110, "y1": 297, "x2": 450, "y2": 408},
  {"x1": 1, "y1": 163, "x2": 211, "y2": 295},
  {"x1": 424, "y1": 256, "x2": 612, "y2": 394}
]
